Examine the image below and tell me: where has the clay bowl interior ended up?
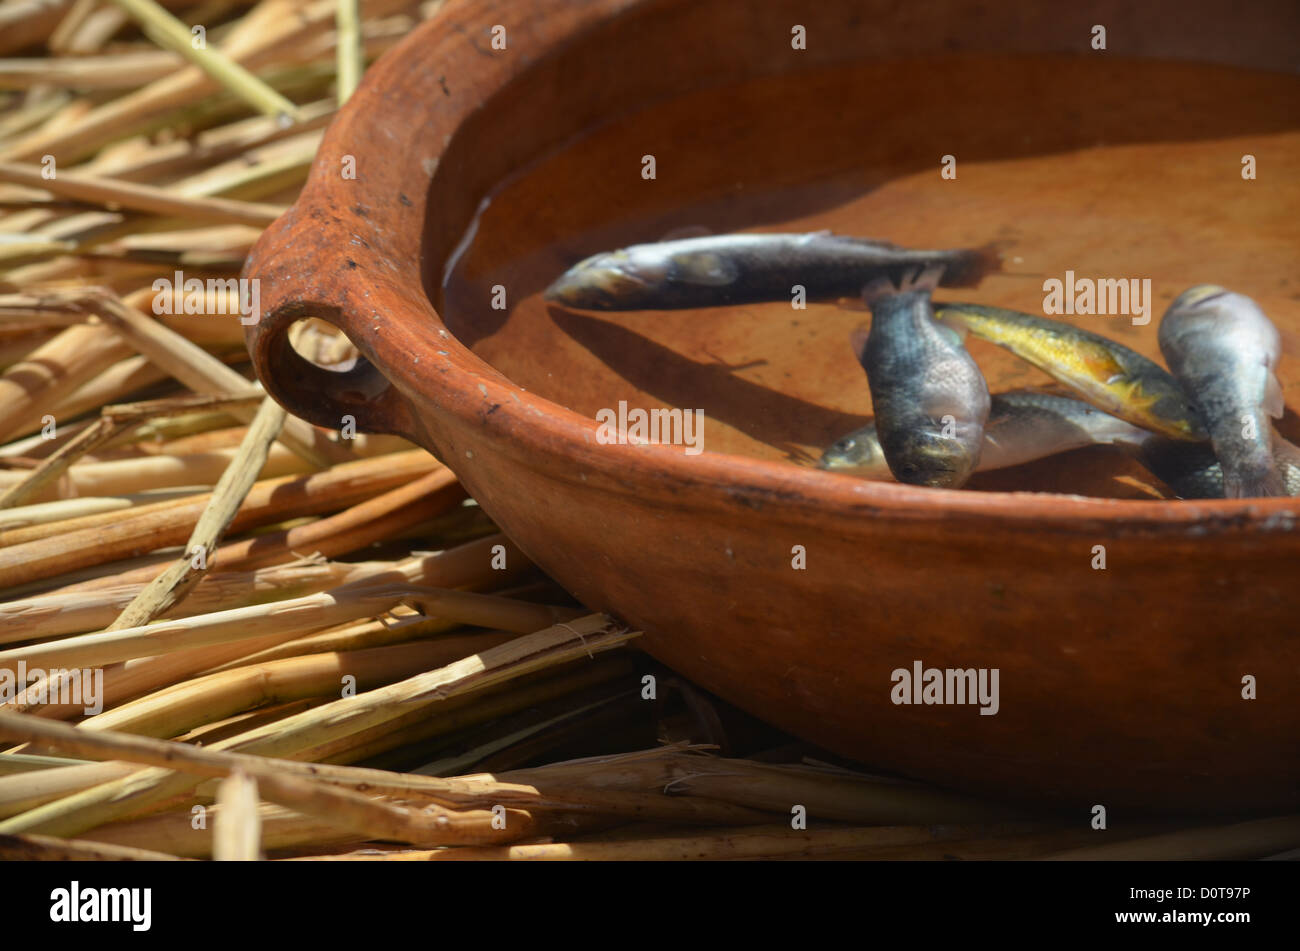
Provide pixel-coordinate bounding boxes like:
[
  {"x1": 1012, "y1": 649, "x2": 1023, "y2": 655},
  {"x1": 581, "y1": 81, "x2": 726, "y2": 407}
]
[{"x1": 246, "y1": 0, "x2": 1300, "y2": 813}]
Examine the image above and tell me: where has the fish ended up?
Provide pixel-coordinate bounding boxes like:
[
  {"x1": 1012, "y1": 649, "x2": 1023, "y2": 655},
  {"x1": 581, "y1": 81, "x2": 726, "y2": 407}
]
[
  {"x1": 544, "y1": 231, "x2": 1000, "y2": 311},
  {"x1": 1157, "y1": 285, "x2": 1287, "y2": 498},
  {"x1": 934, "y1": 303, "x2": 1207, "y2": 442},
  {"x1": 1134, "y1": 430, "x2": 1300, "y2": 499},
  {"x1": 853, "y1": 267, "x2": 991, "y2": 488},
  {"x1": 818, "y1": 389, "x2": 1151, "y2": 478},
  {"x1": 819, "y1": 390, "x2": 1300, "y2": 500},
  {"x1": 817, "y1": 426, "x2": 892, "y2": 479}
]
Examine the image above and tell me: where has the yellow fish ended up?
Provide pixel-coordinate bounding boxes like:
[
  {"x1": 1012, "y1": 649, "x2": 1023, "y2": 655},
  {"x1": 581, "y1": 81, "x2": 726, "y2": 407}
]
[{"x1": 935, "y1": 303, "x2": 1206, "y2": 441}]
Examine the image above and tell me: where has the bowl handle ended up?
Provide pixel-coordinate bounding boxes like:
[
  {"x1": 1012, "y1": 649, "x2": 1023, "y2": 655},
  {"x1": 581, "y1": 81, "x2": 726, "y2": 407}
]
[{"x1": 245, "y1": 297, "x2": 421, "y2": 442}]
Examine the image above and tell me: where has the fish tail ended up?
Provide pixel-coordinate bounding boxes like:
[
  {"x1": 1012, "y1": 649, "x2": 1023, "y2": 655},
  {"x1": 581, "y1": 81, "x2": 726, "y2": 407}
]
[
  {"x1": 938, "y1": 242, "x2": 1005, "y2": 288},
  {"x1": 862, "y1": 263, "x2": 944, "y2": 305}
]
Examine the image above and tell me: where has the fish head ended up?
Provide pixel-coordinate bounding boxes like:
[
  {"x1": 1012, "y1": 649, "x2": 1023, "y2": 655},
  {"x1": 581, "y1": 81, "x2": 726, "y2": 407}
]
[
  {"x1": 1161, "y1": 282, "x2": 1281, "y2": 373},
  {"x1": 817, "y1": 426, "x2": 890, "y2": 477},
  {"x1": 886, "y1": 428, "x2": 980, "y2": 488},
  {"x1": 1158, "y1": 284, "x2": 1233, "y2": 350},
  {"x1": 1170, "y1": 284, "x2": 1231, "y2": 312},
  {"x1": 543, "y1": 248, "x2": 668, "y2": 310}
]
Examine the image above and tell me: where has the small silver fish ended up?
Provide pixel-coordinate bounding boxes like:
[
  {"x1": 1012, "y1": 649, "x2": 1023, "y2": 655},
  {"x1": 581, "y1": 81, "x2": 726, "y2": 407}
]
[
  {"x1": 1158, "y1": 285, "x2": 1286, "y2": 498},
  {"x1": 544, "y1": 231, "x2": 1000, "y2": 311},
  {"x1": 819, "y1": 390, "x2": 1149, "y2": 478},
  {"x1": 1134, "y1": 430, "x2": 1300, "y2": 499},
  {"x1": 854, "y1": 267, "x2": 991, "y2": 488},
  {"x1": 818, "y1": 426, "x2": 892, "y2": 478},
  {"x1": 820, "y1": 391, "x2": 1300, "y2": 500}
]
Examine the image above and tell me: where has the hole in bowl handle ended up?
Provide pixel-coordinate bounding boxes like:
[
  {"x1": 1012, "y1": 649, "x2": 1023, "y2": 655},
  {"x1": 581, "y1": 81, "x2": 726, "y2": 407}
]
[{"x1": 246, "y1": 299, "x2": 419, "y2": 442}]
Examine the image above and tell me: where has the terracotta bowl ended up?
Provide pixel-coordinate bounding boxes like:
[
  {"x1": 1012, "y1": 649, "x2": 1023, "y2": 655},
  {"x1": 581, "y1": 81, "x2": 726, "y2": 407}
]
[{"x1": 246, "y1": 0, "x2": 1300, "y2": 811}]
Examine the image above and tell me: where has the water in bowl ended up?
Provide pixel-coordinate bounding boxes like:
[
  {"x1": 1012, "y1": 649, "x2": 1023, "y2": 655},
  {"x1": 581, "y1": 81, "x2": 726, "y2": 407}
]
[{"x1": 438, "y1": 53, "x2": 1300, "y2": 498}]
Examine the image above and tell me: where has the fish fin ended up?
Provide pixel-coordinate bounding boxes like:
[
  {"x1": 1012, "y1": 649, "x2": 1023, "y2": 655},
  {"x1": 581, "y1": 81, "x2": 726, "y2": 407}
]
[
  {"x1": 849, "y1": 325, "x2": 871, "y2": 365},
  {"x1": 1226, "y1": 468, "x2": 1286, "y2": 499},
  {"x1": 659, "y1": 224, "x2": 711, "y2": 241},
  {"x1": 778, "y1": 442, "x2": 819, "y2": 465},
  {"x1": 1075, "y1": 339, "x2": 1129, "y2": 382},
  {"x1": 860, "y1": 275, "x2": 901, "y2": 307},
  {"x1": 905, "y1": 263, "x2": 945, "y2": 292},
  {"x1": 933, "y1": 306, "x2": 969, "y2": 330},
  {"x1": 836, "y1": 235, "x2": 905, "y2": 251},
  {"x1": 1263, "y1": 370, "x2": 1285, "y2": 419},
  {"x1": 933, "y1": 320, "x2": 966, "y2": 349},
  {"x1": 670, "y1": 250, "x2": 739, "y2": 286},
  {"x1": 937, "y1": 241, "x2": 1005, "y2": 288},
  {"x1": 863, "y1": 263, "x2": 944, "y2": 304},
  {"x1": 935, "y1": 313, "x2": 970, "y2": 342}
]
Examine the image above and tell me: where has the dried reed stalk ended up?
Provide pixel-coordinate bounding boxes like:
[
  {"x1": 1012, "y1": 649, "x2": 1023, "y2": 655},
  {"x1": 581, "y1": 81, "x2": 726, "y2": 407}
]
[
  {"x1": 299, "y1": 658, "x2": 631, "y2": 768},
  {"x1": 50, "y1": 351, "x2": 240, "y2": 421},
  {"x1": 0, "y1": 444, "x2": 304, "y2": 501},
  {"x1": 655, "y1": 758, "x2": 1019, "y2": 825},
  {"x1": 0, "y1": 0, "x2": 405, "y2": 163},
  {"x1": 0, "y1": 495, "x2": 194, "y2": 533},
  {"x1": 0, "y1": 322, "x2": 132, "y2": 443},
  {"x1": 60, "y1": 289, "x2": 347, "y2": 468},
  {"x1": 211, "y1": 770, "x2": 261, "y2": 860},
  {"x1": 80, "y1": 631, "x2": 521, "y2": 738},
  {"x1": 109, "y1": 0, "x2": 302, "y2": 121},
  {"x1": 9, "y1": 629, "x2": 330, "y2": 723},
  {"x1": 335, "y1": 0, "x2": 363, "y2": 104},
  {"x1": 0, "y1": 555, "x2": 354, "y2": 641},
  {"x1": 0, "y1": 615, "x2": 636, "y2": 837},
  {"x1": 105, "y1": 394, "x2": 286, "y2": 629},
  {"x1": 84, "y1": 802, "x2": 364, "y2": 858},
  {"x1": 89, "y1": 100, "x2": 336, "y2": 185},
  {"x1": 0, "y1": 287, "x2": 345, "y2": 470},
  {"x1": 0, "y1": 583, "x2": 435, "y2": 675},
  {"x1": 824, "y1": 823, "x2": 1177, "y2": 860},
  {"x1": 1, "y1": 531, "x2": 523, "y2": 641},
  {"x1": 0, "y1": 392, "x2": 264, "y2": 510},
  {"x1": 208, "y1": 466, "x2": 465, "y2": 572},
  {"x1": 296, "y1": 824, "x2": 1001, "y2": 861},
  {"x1": 0, "y1": 450, "x2": 442, "y2": 589},
  {"x1": 0, "y1": 688, "x2": 779, "y2": 836},
  {"x1": 0, "y1": 160, "x2": 288, "y2": 226},
  {"x1": 0, "y1": 656, "x2": 625, "y2": 821},
  {"x1": 0, "y1": 752, "x2": 91, "y2": 776},
  {"x1": 0, "y1": 831, "x2": 188, "y2": 860},
  {"x1": 0, "y1": 52, "x2": 182, "y2": 90},
  {"x1": 0, "y1": 709, "x2": 545, "y2": 847},
  {"x1": 0, "y1": 415, "x2": 147, "y2": 510},
  {"x1": 0, "y1": 1, "x2": 78, "y2": 55},
  {"x1": 1041, "y1": 815, "x2": 1300, "y2": 861},
  {"x1": 40, "y1": 526, "x2": 518, "y2": 604}
]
